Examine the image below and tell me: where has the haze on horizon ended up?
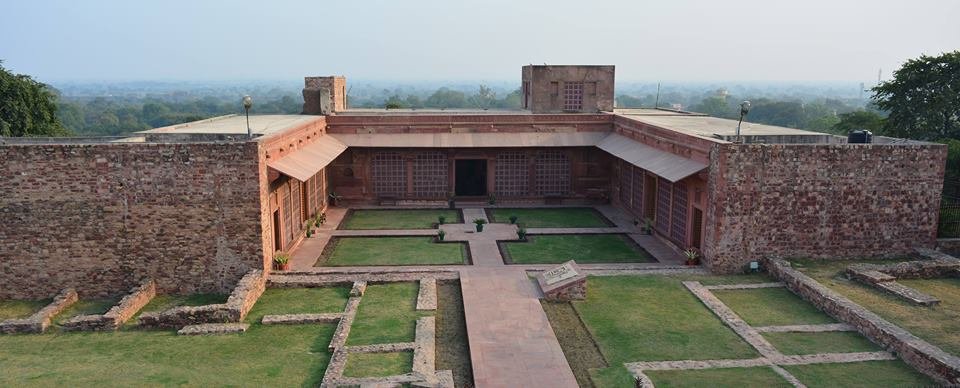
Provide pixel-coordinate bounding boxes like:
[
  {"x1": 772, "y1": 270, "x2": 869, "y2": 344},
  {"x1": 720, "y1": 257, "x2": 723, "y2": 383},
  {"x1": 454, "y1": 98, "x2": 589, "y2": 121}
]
[{"x1": 1, "y1": 0, "x2": 958, "y2": 84}]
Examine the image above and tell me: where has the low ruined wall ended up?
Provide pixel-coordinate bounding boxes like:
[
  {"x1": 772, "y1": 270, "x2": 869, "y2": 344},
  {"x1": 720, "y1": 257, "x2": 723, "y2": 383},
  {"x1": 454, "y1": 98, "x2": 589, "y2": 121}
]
[
  {"x1": 763, "y1": 258, "x2": 960, "y2": 385},
  {"x1": 705, "y1": 143, "x2": 947, "y2": 273},
  {"x1": 62, "y1": 279, "x2": 156, "y2": 332},
  {"x1": 139, "y1": 270, "x2": 265, "y2": 329},
  {"x1": 0, "y1": 289, "x2": 78, "y2": 334},
  {"x1": 0, "y1": 141, "x2": 265, "y2": 299}
]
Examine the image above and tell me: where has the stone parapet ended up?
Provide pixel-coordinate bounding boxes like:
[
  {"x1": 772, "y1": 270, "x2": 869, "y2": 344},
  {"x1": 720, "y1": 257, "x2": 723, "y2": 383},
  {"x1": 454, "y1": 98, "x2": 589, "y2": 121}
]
[
  {"x1": 763, "y1": 257, "x2": 960, "y2": 385},
  {"x1": 139, "y1": 270, "x2": 264, "y2": 329},
  {"x1": 0, "y1": 288, "x2": 78, "y2": 334}
]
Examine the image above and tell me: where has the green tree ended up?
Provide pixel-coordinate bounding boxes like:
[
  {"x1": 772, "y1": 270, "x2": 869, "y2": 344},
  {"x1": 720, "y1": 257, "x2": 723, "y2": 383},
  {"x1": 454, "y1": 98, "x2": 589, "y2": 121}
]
[
  {"x1": 425, "y1": 87, "x2": 467, "y2": 109},
  {"x1": 690, "y1": 96, "x2": 733, "y2": 117},
  {"x1": 832, "y1": 110, "x2": 884, "y2": 134},
  {"x1": 873, "y1": 51, "x2": 960, "y2": 140},
  {"x1": 0, "y1": 61, "x2": 69, "y2": 136}
]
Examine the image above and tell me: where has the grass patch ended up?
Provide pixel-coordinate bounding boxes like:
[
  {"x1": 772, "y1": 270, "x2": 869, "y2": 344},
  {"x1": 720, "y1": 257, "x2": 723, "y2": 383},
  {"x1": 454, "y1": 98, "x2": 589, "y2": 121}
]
[
  {"x1": 248, "y1": 288, "x2": 350, "y2": 318},
  {"x1": 0, "y1": 299, "x2": 50, "y2": 321},
  {"x1": 542, "y1": 301, "x2": 607, "y2": 388},
  {"x1": 645, "y1": 367, "x2": 790, "y2": 388},
  {"x1": 792, "y1": 258, "x2": 960, "y2": 355},
  {"x1": 570, "y1": 276, "x2": 758, "y2": 363},
  {"x1": 488, "y1": 207, "x2": 610, "y2": 228},
  {"x1": 348, "y1": 283, "x2": 430, "y2": 345},
  {"x1": 784, "y1": 360, "x2": 935, "y2": 387},
  {"x1": 712, "y1": 287, "x2": 836, "y2": 326},
  {"x1": 55, "y1": 298, "x2": 120, "y2": 325},
  {"x1": 436, "y1": 280, "x2": 473, "y2": 388},
  {"x1": 0, "y1": 291, "x2": 341, "y2": 386},
  {"x1": 503, "y1": 234, "x2": 653, "y2": 264},
  {"x1": 342, "y1": 352, "x2": 413, "y2": 378},
  {"x1": 762, "y1": 331, "x2": 880, "y2": 355},
  {"x1": 590, "y1": 365, "x2": 637, "y2": 388},
  {"x1": 342, "y1": 209, "x2": 459, "y2": 230},
  {"x1": 320, "y1": 237, "x2": 466, "y2": 266}
]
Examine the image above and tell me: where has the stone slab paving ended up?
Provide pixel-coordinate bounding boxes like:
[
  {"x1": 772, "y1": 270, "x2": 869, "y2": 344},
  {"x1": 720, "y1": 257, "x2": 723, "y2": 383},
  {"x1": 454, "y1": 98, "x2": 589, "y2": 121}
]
[
  {"x1": 290, "y1": 207, "x2": 348, "y2": 270},
  {"x1": 345, "y1": 342, "x2": 416, "y2": 353},
  {"x1": 704, "y1": 282, "x2": 785, "y2": 290},
  {"x1": 412, "y1": 316, "x2": 437, "y2": 375},
  {"x1": 177, "y1": 323, "x2": 249, "y2": 335},
  {"x1": 351, "y1": 280, "x2": 367, "y2": 297},
  {"x1": 460, "y1": 267, "x2": 578, "y2": 388},
  {"x1": 329, "y1": 297, "x2": 362, "y2": 351},
  {"x1": 684, "y1": 281, "x2": 781, "y2": 359},
  {"x1": 261, "y1": 313, "x2": 342, "y2": 325},
  {"x1": 754, "y1": 323, "x2": 855, "y2": 333},
  {"x1": 416, "y1": 278, "x2": 437, "y2": 311}
]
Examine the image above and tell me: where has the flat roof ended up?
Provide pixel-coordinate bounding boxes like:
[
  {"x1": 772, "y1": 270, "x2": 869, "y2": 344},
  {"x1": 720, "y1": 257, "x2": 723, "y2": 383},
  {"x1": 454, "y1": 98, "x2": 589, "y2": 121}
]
[
  {"x1": 621, "y1": 114, "x2": 830, "y2": 139},
  {"x1": 338, "y1": 109, "x2": 531, "y2": 116},
  {"x1": 139, "y1": 114, "x2": 319, "y2": 135},
  {"x1": 330, "y1": 132, "x2": 609, "y2": 148},
  {"x1": 612, "y1": 108, "x2": 702, "y2": 117}
]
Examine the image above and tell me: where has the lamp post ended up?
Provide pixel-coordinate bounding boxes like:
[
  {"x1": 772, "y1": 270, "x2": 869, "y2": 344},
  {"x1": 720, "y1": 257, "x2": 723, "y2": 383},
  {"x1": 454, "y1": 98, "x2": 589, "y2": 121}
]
[
  {"x1": 736, "y1": 100, "x2": 751, "y2": 143},
  {"x1": 242, "y1": 95, "x2": 253, "y2": 138}
]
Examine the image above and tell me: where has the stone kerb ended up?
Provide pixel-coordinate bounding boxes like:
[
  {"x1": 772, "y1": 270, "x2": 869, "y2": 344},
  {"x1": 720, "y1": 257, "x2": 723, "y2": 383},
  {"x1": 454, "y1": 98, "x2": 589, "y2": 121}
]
[
  {"x1": 536, "y1": 260, "x2": 587, "y2": 301},
  {"x1": 139, "y1": 270, "x2": 265, "y2": 329},
  {"x1": 844, "y1": 249, "x2": 960, "y2": 306},
  {"x1": 763, "y1": 257, "x2": 960, "y2": 386},
  {"x1": 0, "y1": 288, "x2": 78, "y2": 334},
  {"x1": 63, "y1": 279, "x2": 156, "y2": 331}
]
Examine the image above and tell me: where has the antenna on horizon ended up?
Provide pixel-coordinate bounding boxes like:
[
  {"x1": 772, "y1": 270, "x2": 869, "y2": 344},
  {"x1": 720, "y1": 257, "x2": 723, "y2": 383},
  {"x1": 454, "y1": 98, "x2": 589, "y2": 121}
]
[{"x1": 655, "y1": 82, "x2": 661, "y2": 109}]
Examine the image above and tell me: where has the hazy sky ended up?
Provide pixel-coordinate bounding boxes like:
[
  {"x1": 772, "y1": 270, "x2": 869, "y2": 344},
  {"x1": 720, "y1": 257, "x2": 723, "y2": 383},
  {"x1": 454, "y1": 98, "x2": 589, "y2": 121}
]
[{"x1": 1, "y1": 0, "x2": 958, "y2": 82}]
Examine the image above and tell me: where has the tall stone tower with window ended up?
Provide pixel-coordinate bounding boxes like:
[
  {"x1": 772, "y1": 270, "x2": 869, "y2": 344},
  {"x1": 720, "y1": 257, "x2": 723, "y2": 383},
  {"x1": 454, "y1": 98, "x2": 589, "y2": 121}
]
[{"x1": 520, "y1": 65, "x2": 615, "y2": 113}]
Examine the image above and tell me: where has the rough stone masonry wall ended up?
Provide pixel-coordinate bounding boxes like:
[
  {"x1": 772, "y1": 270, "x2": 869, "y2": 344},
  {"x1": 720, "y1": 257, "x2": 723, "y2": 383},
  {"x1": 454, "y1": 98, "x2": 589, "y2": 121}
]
[
  {"x1": 704, "y1": 143, "x2": 947, "y2": 273},
  {"x1": 0, "y1": 142, "x2": 265, "y2": 299},
  {"x1": 764, "y1": 258, "x2": 960, "y2": 385},
  {"x1": 138, "y1": 270, "x2": 265, "y2": 329}
]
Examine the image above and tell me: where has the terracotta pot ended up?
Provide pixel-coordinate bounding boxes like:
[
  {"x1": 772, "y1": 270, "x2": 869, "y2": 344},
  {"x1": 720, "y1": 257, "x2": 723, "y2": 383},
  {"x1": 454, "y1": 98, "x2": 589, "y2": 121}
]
[{"x1": 276, "y1": 263, "x2": 290, "y2": 271}]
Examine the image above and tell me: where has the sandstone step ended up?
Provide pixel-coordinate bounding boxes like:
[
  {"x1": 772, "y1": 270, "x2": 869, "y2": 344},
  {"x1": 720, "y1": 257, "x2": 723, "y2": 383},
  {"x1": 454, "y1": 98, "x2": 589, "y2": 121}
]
[
  {"x1": 177, "y1": 323, "x2": 249, "y2": 335},
  {"x1": 876, "y1": 281, "x2": 940, "y2": 306}
]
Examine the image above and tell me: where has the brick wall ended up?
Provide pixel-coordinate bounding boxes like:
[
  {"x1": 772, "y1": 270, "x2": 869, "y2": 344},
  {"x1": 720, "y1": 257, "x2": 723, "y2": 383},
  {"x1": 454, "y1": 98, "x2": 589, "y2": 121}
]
[
  {"x1": 0, "y1": 141, "x2": 264, "y2": 299},
  {"x1": 704, "y1": 143, "x2": 947, "y2": 273}
]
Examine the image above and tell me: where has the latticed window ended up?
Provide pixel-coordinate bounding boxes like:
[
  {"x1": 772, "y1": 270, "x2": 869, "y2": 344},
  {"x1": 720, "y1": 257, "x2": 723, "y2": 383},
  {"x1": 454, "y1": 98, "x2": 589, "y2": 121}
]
[
  {"x1": 620, "y1": 163, "x2": 633, "y2": 207},
  {"x1": 630, "y1": 166, "x2": 645, "y2": 214},
  {"x1": 563, "y1": 82, "x2": 584, "y2": 111},
  {"x1": 372, "y1": 152, "x2": 406, "y2": 195},
  {"x1": 281, "y1": 187, "x2": 293, "y2": 246},
  {"x1": 535, "y1": 151, "x2": 570, "y2": 196},
  {"x1": 656, "y1": 178, "x2": 672, "y2": 232},
  {"x1": 413, "y1": 152, "x2": 448, "y2": 198},
  {"x1": 291, "y1": 180, "x2": 302, "y2": 230},
  {"x1": 495, "y1": 152, "x2": 529, "y2": 197},
  {"x1": 671, "y1": 182, "x2": 688, "y2": 242}
]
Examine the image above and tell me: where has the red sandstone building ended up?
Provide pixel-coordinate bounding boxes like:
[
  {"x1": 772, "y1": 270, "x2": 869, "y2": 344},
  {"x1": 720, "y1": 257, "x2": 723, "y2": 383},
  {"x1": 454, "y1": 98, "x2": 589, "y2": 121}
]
[{"x1": 0, "y1": 65, "x2": 948, "y2": 298}]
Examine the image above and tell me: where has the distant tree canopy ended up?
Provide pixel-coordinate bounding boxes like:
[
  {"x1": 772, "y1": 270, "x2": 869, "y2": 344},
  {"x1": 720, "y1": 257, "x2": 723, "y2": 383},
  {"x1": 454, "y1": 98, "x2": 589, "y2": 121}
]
[
  {"x1": 380, "y1": 85, "x2": 521, "y2": 110},
  {"x1": 0, "y1": 61, "x2": 69, "y2": 136},
  {"x1": 873, "y1": 51, "x2": 960, "y2": 140},
  {"x1": 832, "y1": 110, "x2": 884, "y2": 134}
]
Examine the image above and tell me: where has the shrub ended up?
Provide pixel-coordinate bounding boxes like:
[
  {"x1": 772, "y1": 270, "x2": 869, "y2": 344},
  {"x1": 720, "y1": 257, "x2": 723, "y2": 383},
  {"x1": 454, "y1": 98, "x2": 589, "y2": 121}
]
[
  {"x1": 517, "y1": 228, "x2": 527, "y2": 240},
  {"x1": 437, "y1": 229, "x2": 446, "y2": 241},
  {"x1": 438, "y1": 215, "x2": 446, "y2": 225},
  {"x1": 473, "y1": 218, "x2": 487, "y2": 225},
  {"x1": 509, "y1": 215, "x2": 518, "y2": 224}
]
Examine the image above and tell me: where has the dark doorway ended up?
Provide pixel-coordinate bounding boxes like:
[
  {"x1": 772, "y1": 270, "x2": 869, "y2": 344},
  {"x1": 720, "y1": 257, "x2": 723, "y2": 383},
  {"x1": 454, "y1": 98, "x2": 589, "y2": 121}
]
[
  {"x1": 272, "y1": 210, "x2": 282, "y2": 253},
  {"x1": 691, "y1": 208, "x2": 703, "y2": 250},
  {"x1": 455, "y1": 159, "x2": 487, "y2": 196}
]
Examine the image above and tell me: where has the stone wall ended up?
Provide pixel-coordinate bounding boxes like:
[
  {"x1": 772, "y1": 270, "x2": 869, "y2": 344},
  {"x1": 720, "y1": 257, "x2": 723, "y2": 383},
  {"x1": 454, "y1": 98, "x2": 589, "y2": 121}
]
[
  {"x1": 764, "y1": 258, "x2": 960, "y2": 385},
  {"x1": 705, "y1": 143, "x2": 947, "y2": 273},
  {"x1": 138, "y1": 270, "x2": 265, "y2": 329},
  {"x1": 62, "y1": 279, "x2": 156, "y2": 331},
  {"x1": 0, "y1": 141, "x2": 264, "y2": 299},
  {"x1": 0, "y1": 288, "x2": 78, "y2": 334}
]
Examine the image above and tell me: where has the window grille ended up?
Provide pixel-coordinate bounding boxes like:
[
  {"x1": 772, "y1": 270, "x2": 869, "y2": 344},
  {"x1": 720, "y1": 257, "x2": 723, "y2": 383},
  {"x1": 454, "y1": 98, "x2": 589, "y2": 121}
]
[
  {"x1": 372, "y1": 152, "x2": 406, "y2": 195},
  {"x1": 413, "y1": 151, "x2": 448, "y2": 198},
  {"x1": 495, "y1": 152, "x2": 529, "y2": 197},
  {"x1": 563, "y1": 82, "x2": 584, "y2": 111},
  {"x1": 535, "y1": 151, "x2": 570, "y2": 196}
]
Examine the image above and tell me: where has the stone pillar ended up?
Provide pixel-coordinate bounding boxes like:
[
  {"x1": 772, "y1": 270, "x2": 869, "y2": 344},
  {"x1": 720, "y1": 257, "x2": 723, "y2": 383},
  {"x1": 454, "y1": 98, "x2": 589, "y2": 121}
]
[{"x1": 302, "y1": 76, "x2": 347, "y2": 115}]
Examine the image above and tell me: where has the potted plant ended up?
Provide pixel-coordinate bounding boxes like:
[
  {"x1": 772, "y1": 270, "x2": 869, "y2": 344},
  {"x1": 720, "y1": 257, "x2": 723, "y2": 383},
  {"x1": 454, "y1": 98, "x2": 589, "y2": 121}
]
[
  {"x1": 438, "y1": 215, "x2": 446, "y2": 225},
  {"x1": 306, "y1": 226, "x2": 313, "y2": 238},
  {"x1": 328, "y1": 192, "x2": 341, "y2": 207},
  {"x1": 317, "y1": 212, "x2": 326, "y2": 226},
  {"x1": 273, "y1": 252, "x2": 290, "y2": 271},
  {"x1": 683, "y1": 248, "x2": 700, "y2": 266},
  {"x1": 517, "y1": 228, "x2": 527, "y2": 241},
  {"x1": 509, "y1": 215, "x2": 518, "y2": 224},
  {"x1": 437, "y1": 229, "x2": 446, "y2": 241},
  {"x1": 488, "y1": 194, "x2": 496, "y2": 205},
  {"x1": 447, "y1": 194, "x2": 456, "y2": 209},
  {"x1": 633, "y1": 218, "x2": 640, "y2": 227},
  {"x1": 473, "y1": 218, "x2": 487, "y2": 232},
  {"x1": 643, "y1": 218, "x2": 654, "y2": 235}
]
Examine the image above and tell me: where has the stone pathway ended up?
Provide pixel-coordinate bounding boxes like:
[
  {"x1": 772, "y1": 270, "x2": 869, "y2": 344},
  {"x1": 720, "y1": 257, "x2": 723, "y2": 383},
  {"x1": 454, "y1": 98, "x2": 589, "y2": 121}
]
[{"x1": 627, "y1": 281, "x2": 897, "y2": 388}]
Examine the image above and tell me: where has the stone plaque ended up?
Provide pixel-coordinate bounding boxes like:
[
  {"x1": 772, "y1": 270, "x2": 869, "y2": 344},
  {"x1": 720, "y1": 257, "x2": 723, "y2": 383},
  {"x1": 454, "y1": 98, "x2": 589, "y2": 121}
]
[{"x1": 537, "y1": 260, "x2": 587, "y2": 301}]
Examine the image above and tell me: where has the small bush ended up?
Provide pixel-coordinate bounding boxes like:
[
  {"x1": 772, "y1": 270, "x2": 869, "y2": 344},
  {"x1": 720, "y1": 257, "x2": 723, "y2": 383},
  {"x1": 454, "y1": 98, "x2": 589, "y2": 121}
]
[{"x1": 509, "y1": 215, "x2": 518, "y2": 224}]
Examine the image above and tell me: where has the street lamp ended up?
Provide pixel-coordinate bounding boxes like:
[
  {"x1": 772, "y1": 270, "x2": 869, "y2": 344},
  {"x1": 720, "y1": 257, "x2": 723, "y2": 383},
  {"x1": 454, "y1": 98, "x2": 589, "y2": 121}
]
[
  {"x1": 242, "y1": 95, "x2": 253, "y2": 138},
  {"x1": 736, "y1": 100, "x2": 751, "y2": 143}
]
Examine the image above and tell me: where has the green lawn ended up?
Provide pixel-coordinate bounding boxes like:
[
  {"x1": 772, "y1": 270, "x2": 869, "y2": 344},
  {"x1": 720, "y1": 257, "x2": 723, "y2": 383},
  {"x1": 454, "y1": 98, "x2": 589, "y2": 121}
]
[
  {"x1": 792, "y1": 258, "x2": 960, "y2": 356},
  {"x1": 55, "y1": 298, "x2": 120, "y2": 325},
  {"x1": 341, "y1": 209, "x2": 460, "y2": 230},
  {"x1": 0, "y1": 299, "x2": 50, "y2": 321},
  {"x1": 762, "y1": 331, "x2": 880, "y2": 355},
  {"x1": 343, "y1": 352, "x2": 413, "y2": 377},
  {"x1": 488, "y1": 207, "x2": 610, "y2": 228},
  {"x1": 320, "y1": 237, "x2": 466, "y2": 266},
  {"x1": 347, "y1": 282, "x2": 431, "y2": 346},
  {"x1": 783, "y1": 360, "x2": 935, "y2": 387},
  {"x1": 712, "y1": 287, "x2": 836, "y2": 326},
  {"x1": 249, "y1": 288, "x2": 349, "y2": 317},
  {"x1": 570, "y1": 276, "x2": 759, "y2": 363},
  {"x1": 0, "y1": 287, "x2": 354, "y2": 386},
  {"x1": 502, "y1": 234, "x2": 654, "y2": 264},
  {"x1": 646, "y1": 367, "x2": 791, "y2": 388}
]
